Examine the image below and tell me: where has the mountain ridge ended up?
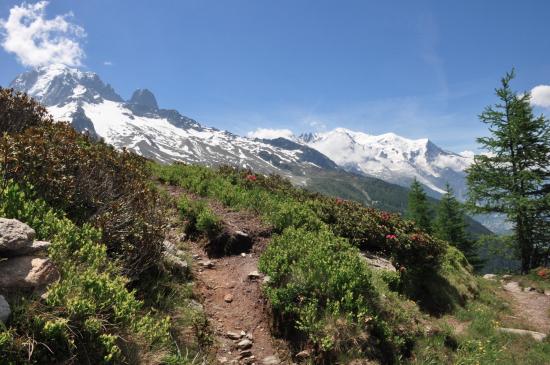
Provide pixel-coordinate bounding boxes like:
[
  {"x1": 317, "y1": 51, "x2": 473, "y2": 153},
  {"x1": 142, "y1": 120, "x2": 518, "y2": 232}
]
[{"x1": 8, "y1": 64, "x2": 494, "y2": 235}]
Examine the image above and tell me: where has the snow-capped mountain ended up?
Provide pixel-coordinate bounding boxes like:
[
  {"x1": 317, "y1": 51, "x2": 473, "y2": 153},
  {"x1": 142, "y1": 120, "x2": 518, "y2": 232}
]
[
  {"x1": 299, "y1": 128, "x2": 474, "y2": 200},
  {"x1": 9, "y1": 64, "x2": 335, "y2": 182},
  {"x1": 7, "y1": 64, "x2": 497, "y2": 234}
]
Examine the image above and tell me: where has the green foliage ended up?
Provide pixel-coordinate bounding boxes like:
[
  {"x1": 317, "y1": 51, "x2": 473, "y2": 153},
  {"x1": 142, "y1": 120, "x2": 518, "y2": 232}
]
[
  {"x1": 177, "y1": 195, "x2": 221, "y2": 236},
  {"x1": 466, "y1": 69, "x2": 550, "y2": 272},
  {"x1": 407, "y1": 179, "x2": 433, "y2": 233},
  {"x1": 259, "y1": 227, "x2": 421, "y2": 362},
  {"x1": 0, "y1": 180, "x2": 171, "y2": 363},
  {"x1": 0, "y1": 120, "x2": 165, "y2": 279},
  {"x1": 154, "y1": 163, "x2": 467, "y2": 362},
  {"x1": 434, "y1": 185, "x2": 483, "y2": 270}
]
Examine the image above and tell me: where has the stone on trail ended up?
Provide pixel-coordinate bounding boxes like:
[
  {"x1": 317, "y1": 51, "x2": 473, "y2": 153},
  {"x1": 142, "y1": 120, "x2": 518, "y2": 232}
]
[
  {"x1": 237, "y1": 338, "x2": 253, "y2": 350},
  {"x1": 224, "y1": 293, "x2": 234, "y2": 303},
  {"x1": 248, "y1": 270, "x2": 260, "y2": 280},
  {"x1": 0, "y1": 295, "x2": 10, "y2": 323},
  {"x1": 261, "y1": 355, "x2": 281, "y2": 365},
  {"x1": 483, "y1": 274, "x2": 497, "y2": 280},
  {"x1": 497, "y1": 327, "x2": 547, "y2": 342},
  {"x1": 226, "y1": 331, "x2": 242, "y2": 340}
]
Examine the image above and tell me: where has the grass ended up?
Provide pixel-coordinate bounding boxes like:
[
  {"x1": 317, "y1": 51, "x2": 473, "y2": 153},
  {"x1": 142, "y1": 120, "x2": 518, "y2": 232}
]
[{"x1": 409, "y1": 278, "x2": 550, "y2": 365}]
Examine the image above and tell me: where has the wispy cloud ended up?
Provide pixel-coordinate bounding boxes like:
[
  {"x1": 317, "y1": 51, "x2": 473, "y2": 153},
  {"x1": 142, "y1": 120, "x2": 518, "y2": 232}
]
[
  {"x1": 531, "y1": 85, "x2": 550, "y2": 108},
  {"x1": 0, "y1": 1, "x2": 85, "y2": 67},
  {"x1": 103, "y1": 60, "x2": 113, "y2": 66}
]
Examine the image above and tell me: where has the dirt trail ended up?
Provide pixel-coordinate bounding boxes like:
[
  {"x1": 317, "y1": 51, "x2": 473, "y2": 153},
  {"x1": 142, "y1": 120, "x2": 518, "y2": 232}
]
[
  {"x1": 502, "y1": 280, "x2": 550, "y2": 334},
  {"x1": 164, "y1": 185, "x2": 291, "y2": 364}
]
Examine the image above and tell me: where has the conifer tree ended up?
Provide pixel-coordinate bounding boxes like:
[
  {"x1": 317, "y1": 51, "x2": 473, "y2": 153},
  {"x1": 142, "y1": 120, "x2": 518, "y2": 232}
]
[
  {"x1": 407, "y1": 178, "x2": 432, "y2": 233},
  {"x1": 434, "y1": 184, "x2": 483, "y2": 269},
  {"x1": 467, "y1": 70, "x2": 550, "y2": 273}
]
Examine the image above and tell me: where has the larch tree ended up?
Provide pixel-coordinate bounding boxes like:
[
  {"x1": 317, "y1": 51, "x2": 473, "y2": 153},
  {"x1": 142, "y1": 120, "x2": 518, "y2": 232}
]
[{"x1": 466, "y1": 70, "x2": 550, "y2": 273}]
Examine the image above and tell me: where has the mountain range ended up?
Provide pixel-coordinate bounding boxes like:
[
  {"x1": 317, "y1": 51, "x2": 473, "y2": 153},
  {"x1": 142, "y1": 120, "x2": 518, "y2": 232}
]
[{"x1": 8, "y1": 64, "x2": 493, "y2": 235}]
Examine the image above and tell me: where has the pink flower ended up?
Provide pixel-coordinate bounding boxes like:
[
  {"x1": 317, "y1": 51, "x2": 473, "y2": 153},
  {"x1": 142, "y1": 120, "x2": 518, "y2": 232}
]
[
  {"x1": 386, "y1": 234, "x2": 397, "y2": 240},
  {"x1": 246, "y1": 174, "x2": 257, "y2": 181}
]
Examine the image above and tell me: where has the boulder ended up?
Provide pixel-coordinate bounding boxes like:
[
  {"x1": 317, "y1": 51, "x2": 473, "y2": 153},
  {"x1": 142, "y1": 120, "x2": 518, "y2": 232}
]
[
  {"x1": 248, "y1": 270, "x2": 261, "y2": 280},
  {"x1": 0, "y1": 295, "x2": 10, "y2": 323},
  {"x1": 483, "y1": 274, "x2": 497, "y2": 280},
  {"x1": 163, "y1": 252, "x2": 188, "y2": 274},
  {"x1": 360, "y1": 253, "x2": 396, "y2": 272},
  {"x1": 497, "y1": 327, "x2": 547, "y2": 342},
  {"x1": 0, "y1": 256, "x2": 59, "y2": 289},
  {"x1": 0, "y1": 218, "x2": 36, "y2": 253}
]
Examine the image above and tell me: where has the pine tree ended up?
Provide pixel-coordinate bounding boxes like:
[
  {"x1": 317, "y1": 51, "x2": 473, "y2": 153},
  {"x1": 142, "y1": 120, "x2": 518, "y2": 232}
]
[
  {"x1": 434, "y1": 184, "x2": 483, "y2": 270},
  {"x1": 466, "y1": 70, "x2": 550, "y2": 273},
  {"x1": 407, "y1": 178, "x2": 432, "y2": 233}
]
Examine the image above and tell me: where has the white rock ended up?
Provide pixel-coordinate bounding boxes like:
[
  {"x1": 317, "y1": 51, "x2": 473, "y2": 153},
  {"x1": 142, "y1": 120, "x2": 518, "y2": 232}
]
[
  {"x1": 483, "y1": 274, "x2": 497, "y2": 280},
  {"x1": 248, "y1": 270, "x2": 260, "y2": 280},
  {"x1": 261, "y1": 356, "x2": 281, "y2": 365},
  {"x1": 498, "y1": 327, "x2": 547, "y2": 342},
  {"x1": 0, "y1": 295, "x2": 10, "y2": 323},
  {"x1": 237, "y1": 338, "x2": 253, "y2": 350}
]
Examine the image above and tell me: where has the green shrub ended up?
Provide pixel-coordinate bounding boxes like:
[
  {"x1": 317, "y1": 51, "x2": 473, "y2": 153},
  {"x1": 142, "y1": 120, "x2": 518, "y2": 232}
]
[
  {"x1": 0, "y1": 120, "x2": 165, "y2": 279},
  {"x1": 0, "y1": 181, "x2": 171, "y2": 363}
]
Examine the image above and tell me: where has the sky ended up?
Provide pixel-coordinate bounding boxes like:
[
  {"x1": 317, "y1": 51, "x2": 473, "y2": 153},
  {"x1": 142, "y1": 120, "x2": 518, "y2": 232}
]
[{"x1": 1, "y1": 1, "x2": 549, "y2": 153}]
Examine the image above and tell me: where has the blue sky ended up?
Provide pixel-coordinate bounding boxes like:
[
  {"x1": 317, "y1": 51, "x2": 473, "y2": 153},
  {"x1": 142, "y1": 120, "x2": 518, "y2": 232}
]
[{"x1": 1, "y1": 1, "x2": 549, "y2": 152}]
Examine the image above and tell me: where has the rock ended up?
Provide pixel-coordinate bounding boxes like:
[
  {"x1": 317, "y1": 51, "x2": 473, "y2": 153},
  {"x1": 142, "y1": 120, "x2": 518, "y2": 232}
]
[
  {"x1": 502, "y1": 274, "x2": 512, "y2": 280},
  {"x1": 545, "y1": 290, "x2": 550, "y2": 296},
  {"x1": 0, "y1": 295, "x2": 10, "y2": 323},
  {"x1": 217, "y1": 356, "x2": 228, "y2": 364},
  {"x1": 295, "y1": 350, "x2": 310, "y2": 361},
  {"x1": 245, "y1": 332, "x2": 254, "y2": 341},
  {"x1": 483, "y1": 274, "x2": 497, "y2": 280},
  {"x1": 263, "y1": 276, "x2": 271, "y2": 284},
  {"x1": 360, "y1": 253, "x2": 396, "y2": 272},
  {"x1": 262, "y1": 356, "x2": 281, "y2": 365},
  {"x1": 188, "y1": 299, "x2": 204, "y2": 311},
  {"x1": 248, "y1": 271, "x2": 260, "y2": 280},
  {"x1": 241, "y1": 253, "x2": 247, "y2": 257},
  {"x1": 0, "y1": 256, "x2": 59, "y2": 289},
  {"x1": 200, "y1": 260, "x2": 215, "y2": 269},
  {"x1": 224, "y1": 294, "x2": 234, "y2": 303},
  {"x1": 163, "y1": 240, "x2": 187, "y2": 257},
  {"x1": 0, "y1": 218, "x2": 36, "y2": 253},
  {"x1": 497, "y1": 327, "x2": 547, "y2": 341},
  {"x1": 237, "y1": 338, "x2": 253, "y2": 350},
  {"x1": 523, "y1": 287, "x2": 535, "y2": 292},
  {"x1": 163, "y1": 252, "x2": 188, "y2": 274},
  {"x1": 239, "y1": 350, "x2": 253, "y2": 358},
  {"x1": 242, "y1": 356, "x2": 255, "y2": 364},
  {"x1": 235, "y1": 230, "x2": 249, "y2": 238},
  {"x1": 227, "y1": 331, "x2": 242, "y2": 340}
]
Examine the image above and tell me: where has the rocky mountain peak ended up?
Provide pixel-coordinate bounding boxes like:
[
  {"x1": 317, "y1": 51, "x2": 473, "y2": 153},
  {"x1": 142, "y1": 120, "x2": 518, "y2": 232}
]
[
  {"x1": 129, "y1": 88, "x2": 158, "y2": 110},
  {"x1": 10, "y1": 64, "x2": 122, "y2": 106}
]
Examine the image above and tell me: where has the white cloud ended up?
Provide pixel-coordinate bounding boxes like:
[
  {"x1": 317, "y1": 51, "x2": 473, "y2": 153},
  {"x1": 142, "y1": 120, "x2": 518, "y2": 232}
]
[
  {"x1": 103, "y1": 60, "x2": 112, "y2": 66},
  {"x1": 247, "y1": 128, "x2": 294, "y2": 140},
  {"x1": 0, "y1": 1, "x2": 85, "y2": 67},
  {"x1": 531, "y1": 85, "x2": 550, "y2": 108}
]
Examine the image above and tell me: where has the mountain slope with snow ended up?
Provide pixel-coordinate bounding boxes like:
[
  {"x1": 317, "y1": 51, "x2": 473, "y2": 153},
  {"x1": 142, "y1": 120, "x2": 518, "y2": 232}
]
[
  {"x1": 10, "y1": 65, "x2": 333, "y2": 181},
  {"x1": 299, "y1": 128, "x2": 474, "y2": 200}
]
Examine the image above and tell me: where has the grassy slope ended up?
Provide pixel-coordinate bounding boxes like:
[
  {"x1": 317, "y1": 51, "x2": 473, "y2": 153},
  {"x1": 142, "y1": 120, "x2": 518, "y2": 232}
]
[{"x1": 307, "y1": 170, "x2": 492, "y2": 238}]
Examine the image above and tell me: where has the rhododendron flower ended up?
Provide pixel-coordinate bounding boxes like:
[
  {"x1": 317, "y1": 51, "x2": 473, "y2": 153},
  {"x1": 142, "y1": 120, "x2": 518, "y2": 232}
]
[
  {"x1": 386, "y1": 234, "x2": 397, "y2": 239},
  {"x1": 246, "y1": 174, "x2": 257, "y2": 181}
]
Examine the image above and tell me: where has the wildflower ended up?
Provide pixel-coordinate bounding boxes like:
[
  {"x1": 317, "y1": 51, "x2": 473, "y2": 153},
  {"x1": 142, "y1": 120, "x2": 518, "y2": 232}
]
[
  {"x1": 385, "y1": 234, "x2": 397, "y2": 240},
  {"x1": 245, "y1": 174, "x2": 257, "y2": 182},
  {"x1": 336, "y1": 198, "x2": 343, "y2": 205}
]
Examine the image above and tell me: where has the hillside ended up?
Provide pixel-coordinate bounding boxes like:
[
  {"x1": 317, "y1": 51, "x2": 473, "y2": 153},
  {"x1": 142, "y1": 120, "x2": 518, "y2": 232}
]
[
  {"x1": 8, "y1": 64, "x2": 494, "y2": 237},
  {"x1": 0, "y1": 89, "x2": 548, "y2": 364}
]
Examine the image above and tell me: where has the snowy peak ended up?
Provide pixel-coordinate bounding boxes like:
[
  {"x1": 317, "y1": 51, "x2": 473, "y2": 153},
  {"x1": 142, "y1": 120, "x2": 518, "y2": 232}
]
[
  {"x1": 10, "y1": 64, "x2": 122, "y2": 106},
  {"x1": 298, "y1": 127, "x2": 473, "y2": 199}
]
